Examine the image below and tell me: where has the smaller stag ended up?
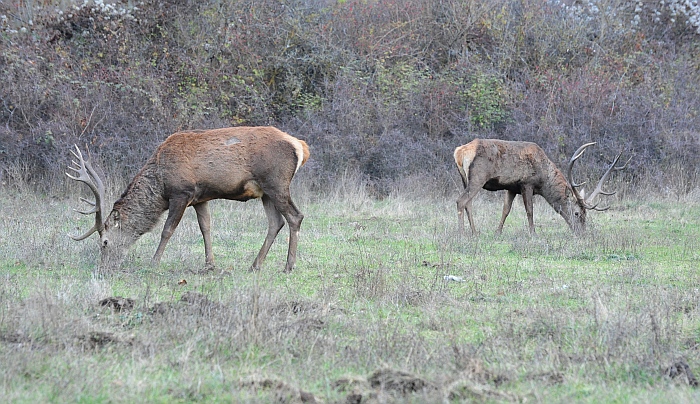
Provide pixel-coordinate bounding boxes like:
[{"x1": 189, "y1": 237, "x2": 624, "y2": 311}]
[
  {"x1": 68, "y1": 126, "x2": 310, "y2": 272},
  {"x1": 453, "y1": 139, "x2": 628, "y2": 235}
]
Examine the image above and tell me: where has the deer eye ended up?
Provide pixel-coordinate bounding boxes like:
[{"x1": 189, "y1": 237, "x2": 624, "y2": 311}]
[{"x1": 574, "y1": 211, "x2": 580, "y2": 217}]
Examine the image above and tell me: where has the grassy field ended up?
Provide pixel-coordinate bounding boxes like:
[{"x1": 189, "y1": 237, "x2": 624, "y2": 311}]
[{"x1": 1, "y1": 181, "x2": 699, "y2": 403}]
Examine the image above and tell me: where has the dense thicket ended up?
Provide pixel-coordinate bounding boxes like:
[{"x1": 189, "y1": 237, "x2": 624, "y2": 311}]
[{"x1": 1, "y1": 0, "x2": 699, "y2": 194}]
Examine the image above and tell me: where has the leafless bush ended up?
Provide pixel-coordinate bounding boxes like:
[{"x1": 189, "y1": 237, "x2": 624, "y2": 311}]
[{"x1": 0, "y1": 0, "x2": 698, "y2": 196}]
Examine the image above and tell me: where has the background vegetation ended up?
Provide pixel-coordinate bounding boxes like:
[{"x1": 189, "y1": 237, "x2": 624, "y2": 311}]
[{"x1": 1, "y1": 0, "x2": 699, "y2": 194}]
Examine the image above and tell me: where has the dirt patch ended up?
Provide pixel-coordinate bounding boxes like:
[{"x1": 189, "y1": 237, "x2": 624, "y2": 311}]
[
  {"x1": 238, "y1": 376, "x2": 318, "y2": 403},
  {"x1": 268, "y1": 300, "x2": 322, "y2": 317},
  {"x1": 666, "y1": 359, "x2": 698, "y2": 387},
  {"x1": 180, "y1": 291, "x2": 214, "y2": 306},
  {"x1": 0, "y1": 331, "x2": 28, "y2": 344},
  {"x1": 75, "y1": 331, "x2": 128, "y2": 349},
  {"x1": 99, "y1": 296, "x2": 135, "y2": 312},
  {"x1": 147, "y1": 292, "x2": 223, "y2": 316},
  {"x1": 332, "y1": 376, "x2": 376, "y2": 403},
  {"x1": 148, "y1": 301, "x2": 179, "y2": 315},
  {"x1": 332, "y1": 366, "x2": 518, "y2": 403},
  {"x1": 525, "y1": 371, "x2": 564, "y2": 386},
  {"x1": 446, "y1": 378, "x2": 520, "y2": 402},
  {"x1": 367, "y1": 368, "x2": 438, "y2": 395},
  {"x1": 453, "y1": 349, "x2": 509, "y2": 386}
]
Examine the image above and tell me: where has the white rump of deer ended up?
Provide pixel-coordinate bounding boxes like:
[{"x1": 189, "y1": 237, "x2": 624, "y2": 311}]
[
  {"x1": 67, "y1": 126, "x2": 310, "y2": 272},
  {"x1": 453, "y1": 139, "x2": 628, "y2": 235}
]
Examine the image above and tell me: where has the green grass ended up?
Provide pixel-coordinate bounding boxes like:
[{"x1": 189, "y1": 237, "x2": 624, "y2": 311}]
[{"x1": 1, "y1": 187, "x2": 700, "y2": 402}]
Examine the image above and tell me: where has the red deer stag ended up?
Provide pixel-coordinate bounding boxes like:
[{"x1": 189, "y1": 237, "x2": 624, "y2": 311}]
[
  {"x1": 453, "y1": 139, "x2": 628, "y2": 235},
  {"x1": 67, "y1": 126, "x2": 310, "y2": 272}
]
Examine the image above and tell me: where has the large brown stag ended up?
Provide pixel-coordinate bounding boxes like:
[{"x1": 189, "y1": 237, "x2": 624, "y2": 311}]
[
  {"x1": 68, "y1": 126, "x2": 310, "y2": 272},
  {"x1": 453, "y1": 139, "x2": 628, "y2": 235}
]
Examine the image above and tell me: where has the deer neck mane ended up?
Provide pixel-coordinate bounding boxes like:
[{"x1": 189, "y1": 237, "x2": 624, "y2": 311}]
[
  {"x1": 540, "y1": 167, "x2": 574, "y2": 214},
  {"x1": 112, "y1": 160, "x2": 168, "y2": 238}
]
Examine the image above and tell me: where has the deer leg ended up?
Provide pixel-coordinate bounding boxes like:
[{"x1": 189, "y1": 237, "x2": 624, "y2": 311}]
[
  {"x1": 152, "y1": 197, "x2": 189, "y2": 266},
  {"x1": 521, "y1": 186, "x2": 535, "y2": 235},
  {"x1": 250, "y1": 194, "x2": 286, "y2": 272},
  {"x1": 193, "y1": 201, "x2": 214, "y2": 270},
  {"x1": 457, "y1": 188, "x2": 481, "y2": 235},
  {"x1": 496, "y1": 190, "x2": 517, "y2": 234},
  {"x1": 278, "y1": 199, "x2": 304, "y2": 274}
]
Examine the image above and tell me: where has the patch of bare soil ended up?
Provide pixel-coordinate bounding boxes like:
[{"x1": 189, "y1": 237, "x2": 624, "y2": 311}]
[
  {"x1": 454, "y1": 351, "x2": 509, "y2": 385},
  {"x1": 148, "y1": 301, "x2": 179, "y2": 315},
  {"x1": 445, "y1": 357, "x2": 519, "y2": 402},
  {"x1": 269, "y1": 300, "x2": 320, "y2": 317},
  {"x1": 525, "y1": 371, "x2": 564, "y2": 386},
  {"x1": 331, "y1": 363, "x2": 518, "y2": 403},
  {"x1": 179, "y1": 291, "x2": 215, "y2": 306},
  {"x1": 238, "y1": 376, "x2": 318, "y2": 403},
  {"x1": 367, "y1": 368, "x2": 438, "y2": 395},
  {"x1": 446, "y1": 379, "x2": 520, "y2": 402},
  {"x1": 331, "y1": 376, "x2": 376, "y2": 403},
  {"x1": 666, "y1": 358, "x2": 699, "y2": 387},
  {"x1": 75, "y1": 331, "x2": 131, "y2": 350},
  {"x1": 0, "y1": 331, "x2": 29, "y2": 344},
  {"x1": 331, "y1": 369, "x2": 440, "y2": 403},
  {"x1": 99, "y1": 296, "x2": 135, "y2": 312},
  {"x1": 146, "y1": 292, "x2": 224, "y2": 316}
]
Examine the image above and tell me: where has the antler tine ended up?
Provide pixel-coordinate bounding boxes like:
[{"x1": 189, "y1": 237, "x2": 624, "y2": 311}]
[
  {"x1": 566, "y1": 142, "x2": 596, "y2": 201},
  {"x1": 84, "y1": 148, "x2": 106, "y2": 202},
  {"x1": 584, "y1": 150, "x2": 628, "y2": 208},
  {"x1": 68, "y1": 224, "x2": 99, "y2": 241},
  {"x1": 66, "y1": 144, "x2": 107, "y2": 240},
  {"x1": 73, "y1": 197, "x2": 99, "y2": 215},
  {"x1": 79, "y1": 197, "x2": 96, "y2": 206},
  {"x1": 73, "y1": 208, "x2": 99, "y2": 215}
]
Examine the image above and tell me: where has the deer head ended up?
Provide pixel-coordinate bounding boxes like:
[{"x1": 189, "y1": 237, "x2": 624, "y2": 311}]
[{"x1": 67, "y1": 145, "x2": 135, "y2": 269}]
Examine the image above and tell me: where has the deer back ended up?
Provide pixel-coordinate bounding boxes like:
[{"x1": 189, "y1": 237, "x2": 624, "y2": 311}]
[
  {"x1": 454, "y1": 139, "x2": 559, "y2": 190},
  {"x1": 152, "y1": 126, "x2": 309, "y2": 200}
]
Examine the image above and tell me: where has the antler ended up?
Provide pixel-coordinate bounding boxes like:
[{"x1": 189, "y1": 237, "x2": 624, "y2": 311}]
[
  {"x1": 583, "y1": 151, "x2": 630, "y2": 211},
  {"x1": 566, "y1": 142, "x2": 596, "y2": 203},
  {"x1": 566, "y1": 142, "x2": 629, "y2": 211},
  {"x1": 66, "y1": 145, "x2": 107, "y2": 240}
]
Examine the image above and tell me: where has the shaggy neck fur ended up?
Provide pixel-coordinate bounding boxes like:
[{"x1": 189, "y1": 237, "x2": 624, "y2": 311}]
[
  {"x1": 540, "y1": 165, "x2": 577, "y2": 224},
  {"x1": 111, "y1": 159, "x2": 168, "y2": 242}
]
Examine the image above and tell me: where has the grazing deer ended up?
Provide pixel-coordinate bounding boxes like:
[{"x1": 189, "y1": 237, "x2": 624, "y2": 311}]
[
  {"x1": 67, "y1": 126, "x2": 310, "y2": 272},
  {"x1": 454, "y1": 139, "x2": 628, "y2": 235}
]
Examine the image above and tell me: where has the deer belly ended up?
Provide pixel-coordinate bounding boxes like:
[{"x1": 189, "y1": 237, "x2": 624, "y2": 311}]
[
  {"x1": 193, "y1": 179, "x2": 265, "y2": 202},
  {"x1": 483, "y1": 179, "x2": 521, "y2": 193},
  {"x1": 232, "y1": 180, "x2": 264, "y2": 201}
]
